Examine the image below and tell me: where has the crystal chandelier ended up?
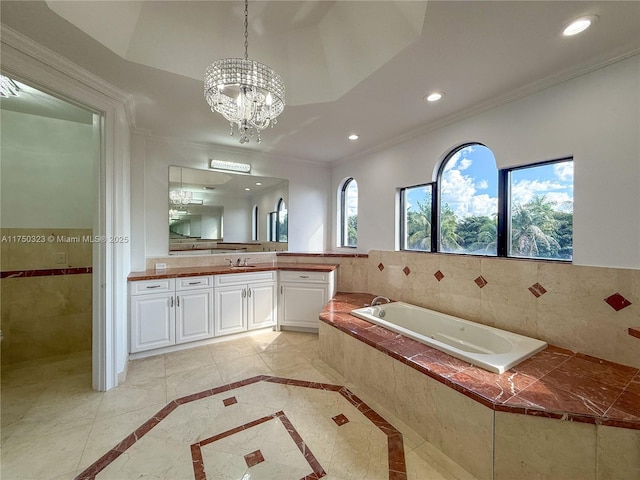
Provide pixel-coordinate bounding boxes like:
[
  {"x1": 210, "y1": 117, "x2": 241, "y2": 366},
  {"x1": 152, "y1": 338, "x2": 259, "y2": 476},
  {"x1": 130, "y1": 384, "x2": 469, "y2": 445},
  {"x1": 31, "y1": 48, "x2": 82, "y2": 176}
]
[
  {"x1": 204, "y1": 0, "x2": 285, "y2": 144},
  {"x1": 170, "y1": 168, "x2": 193, "y2": 205}
]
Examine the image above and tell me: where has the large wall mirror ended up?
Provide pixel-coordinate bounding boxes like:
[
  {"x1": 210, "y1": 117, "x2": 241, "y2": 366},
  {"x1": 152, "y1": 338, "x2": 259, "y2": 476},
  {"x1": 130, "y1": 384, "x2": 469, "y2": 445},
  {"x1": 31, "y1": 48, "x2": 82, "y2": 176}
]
[{"x1": 169, "y1": 166, "x2": 288, "y2": 254}]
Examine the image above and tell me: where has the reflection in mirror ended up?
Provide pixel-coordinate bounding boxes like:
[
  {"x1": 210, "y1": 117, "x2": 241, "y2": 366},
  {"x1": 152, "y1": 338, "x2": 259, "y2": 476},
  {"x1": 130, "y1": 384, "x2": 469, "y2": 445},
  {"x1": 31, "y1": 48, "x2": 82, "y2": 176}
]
[{"x1": 169, "y1": 166, "x2": 288, "y2": 254}]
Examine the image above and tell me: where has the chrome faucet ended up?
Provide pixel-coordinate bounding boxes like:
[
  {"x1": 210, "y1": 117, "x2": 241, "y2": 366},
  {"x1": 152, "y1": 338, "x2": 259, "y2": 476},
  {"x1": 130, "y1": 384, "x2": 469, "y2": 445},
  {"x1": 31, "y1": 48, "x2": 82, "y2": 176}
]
[{"x1": 370, "y1": 296, "x2": 391, "y2": 306}]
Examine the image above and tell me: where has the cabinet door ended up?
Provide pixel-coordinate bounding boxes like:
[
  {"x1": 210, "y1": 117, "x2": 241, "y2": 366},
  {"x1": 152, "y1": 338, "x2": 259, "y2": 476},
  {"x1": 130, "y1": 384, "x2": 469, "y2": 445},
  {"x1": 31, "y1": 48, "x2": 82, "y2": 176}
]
[
  {"x1": 279, "y1": 283, "x2": 328, "y2": 328},
  {"x1": 176, "y1": 289, "x2": 214, "y2": 344},
  {"x1": 248, "y1": 282, "x2": 276, "y2": 330},
  {"x1": 214, "y1": 286, "x2": 246, "y2": 336},
  {"x1": 130, "y1": 293, "x2": 175, "y2": 352}
]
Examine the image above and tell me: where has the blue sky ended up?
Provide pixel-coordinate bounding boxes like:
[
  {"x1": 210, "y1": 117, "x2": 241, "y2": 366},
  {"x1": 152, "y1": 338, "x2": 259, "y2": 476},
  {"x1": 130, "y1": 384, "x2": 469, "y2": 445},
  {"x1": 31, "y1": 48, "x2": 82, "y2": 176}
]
[{"x1": 406, "y1": 145, "x2": 573, "y2": 218}]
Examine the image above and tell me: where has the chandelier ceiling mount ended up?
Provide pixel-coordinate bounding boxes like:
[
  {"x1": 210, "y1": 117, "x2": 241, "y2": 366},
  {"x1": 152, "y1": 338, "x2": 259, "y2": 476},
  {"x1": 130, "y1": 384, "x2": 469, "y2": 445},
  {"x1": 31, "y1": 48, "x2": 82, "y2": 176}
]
[{"x1": 204, "y1": 0, "x2": 285, "y2": 144}]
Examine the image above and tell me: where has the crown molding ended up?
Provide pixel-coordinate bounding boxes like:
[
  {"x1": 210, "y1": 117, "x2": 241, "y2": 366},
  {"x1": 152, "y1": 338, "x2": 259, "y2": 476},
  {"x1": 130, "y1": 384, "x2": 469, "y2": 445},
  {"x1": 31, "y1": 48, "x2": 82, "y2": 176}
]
[
  {"x1": 335, "y1": 48, "x2": 640, "y2": 167},
  {"x1": 0, "y1": 25, "x2": 137, "y2": 129}
]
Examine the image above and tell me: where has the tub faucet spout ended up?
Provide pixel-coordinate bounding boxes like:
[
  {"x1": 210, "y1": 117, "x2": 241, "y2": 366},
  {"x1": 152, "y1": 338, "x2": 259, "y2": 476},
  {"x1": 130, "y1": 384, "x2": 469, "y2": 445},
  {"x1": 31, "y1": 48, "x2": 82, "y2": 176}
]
[{"x1": 371, "y1": 296, "x2": 391, "y2": 306}]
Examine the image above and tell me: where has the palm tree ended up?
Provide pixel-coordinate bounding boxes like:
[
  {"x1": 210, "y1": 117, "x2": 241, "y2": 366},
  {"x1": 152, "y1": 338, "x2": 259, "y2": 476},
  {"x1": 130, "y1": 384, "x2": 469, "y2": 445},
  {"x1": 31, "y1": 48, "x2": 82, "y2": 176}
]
[
  {"x1": 440, "y1": 204, "x2": 462, "y2": 252},
  {"x1": 406, "y1": 199, "x2": 431, "y2": 250},
  {"x1": 511, "y1": 195, "x2": 560, "y2": 257}
]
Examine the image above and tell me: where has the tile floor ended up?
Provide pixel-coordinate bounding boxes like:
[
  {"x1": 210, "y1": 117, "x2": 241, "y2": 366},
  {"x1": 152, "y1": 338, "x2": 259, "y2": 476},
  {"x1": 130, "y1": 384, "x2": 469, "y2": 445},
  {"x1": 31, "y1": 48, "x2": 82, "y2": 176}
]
[{"x1": 1, "y1": 330, "x2": 477, "y2": 480}]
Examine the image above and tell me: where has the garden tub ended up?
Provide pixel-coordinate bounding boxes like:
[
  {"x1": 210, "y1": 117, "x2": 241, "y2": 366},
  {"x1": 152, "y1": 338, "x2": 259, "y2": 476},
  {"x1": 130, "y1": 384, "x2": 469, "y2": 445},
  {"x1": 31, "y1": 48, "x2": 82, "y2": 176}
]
[{"x1": 351, "y1": 302, "x2": 547, "y2": 373}]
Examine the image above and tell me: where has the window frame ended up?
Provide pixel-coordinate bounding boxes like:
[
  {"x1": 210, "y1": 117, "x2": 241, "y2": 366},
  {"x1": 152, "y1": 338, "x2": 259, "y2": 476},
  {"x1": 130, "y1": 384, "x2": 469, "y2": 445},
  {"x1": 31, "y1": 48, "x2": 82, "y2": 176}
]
[
  {"x1": 395, "y1": 146, "x2": 573, "y2": 262},
  {"x1": 399, "y1": 182, "x2": 436, "y2": 252},
  {"x1": 340, "y1": 177, "x2": 358, "y2": 248},
  {"x1": 500, "y1": 157, "x2": 574, "y2": 262}
]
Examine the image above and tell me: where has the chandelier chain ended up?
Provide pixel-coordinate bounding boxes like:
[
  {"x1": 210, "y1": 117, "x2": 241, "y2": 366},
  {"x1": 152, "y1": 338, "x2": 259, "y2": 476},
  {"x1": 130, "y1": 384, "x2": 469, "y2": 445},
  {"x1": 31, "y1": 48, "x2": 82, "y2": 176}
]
[
  {"x1": 204, "y1": 0, "x2": 285, "y2": 144},
  {"x1": 244, "y1": 0, "x2": 249, "y2": 61}
]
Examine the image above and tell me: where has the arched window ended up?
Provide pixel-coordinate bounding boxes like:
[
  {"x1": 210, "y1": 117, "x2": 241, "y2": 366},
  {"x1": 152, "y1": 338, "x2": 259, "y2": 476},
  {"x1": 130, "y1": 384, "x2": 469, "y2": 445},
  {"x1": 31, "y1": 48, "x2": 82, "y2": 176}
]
[
  {"x1": 252, "y1": 205, "x2": 259, "y2": 241},
  {"x1": 437, "y1": 144, "x2": 498, "y2": 255},
  {"x1": 340, "y1": 178, "x2": 358, "y2": 247},
  {"x1": 276, "y1": 198, "x2": 287, "y2": 242}
]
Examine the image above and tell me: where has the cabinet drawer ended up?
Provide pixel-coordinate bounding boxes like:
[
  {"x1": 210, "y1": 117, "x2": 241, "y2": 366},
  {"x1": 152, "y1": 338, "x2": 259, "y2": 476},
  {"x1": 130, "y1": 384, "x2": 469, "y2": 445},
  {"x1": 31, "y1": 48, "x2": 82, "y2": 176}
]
[
  {"x1": 214, "y1": 271, "x2": 276, "y2": 286},
  {"x1": 131, "y1": 278, "x2": 175, "y2": 295},
  {"x1": 279, "y1": 270, "x2": 330, "y2": 283},
  {"x1": 177, "y1": 275, "x2": 213, "y2": 291}
]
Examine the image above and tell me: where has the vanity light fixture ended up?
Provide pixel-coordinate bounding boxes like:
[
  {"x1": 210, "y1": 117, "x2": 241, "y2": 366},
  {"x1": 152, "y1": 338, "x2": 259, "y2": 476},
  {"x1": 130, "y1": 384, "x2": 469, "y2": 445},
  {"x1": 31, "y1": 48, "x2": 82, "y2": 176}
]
[
  {"x1": 204, "y1": 0, "x2": 285, "y2": 144},
  {"x1": 0, "y1": 75, "x2": 19, "y2": 98},
  {"x1": 424, "y1": 91, "x2": 444, "y2": 102},
  {"x1": 563, "y1": 15, "x2": 598, "y2": 36},
  {"x1": 209, "y1": 159, "x2": 251, "y2": 173}
]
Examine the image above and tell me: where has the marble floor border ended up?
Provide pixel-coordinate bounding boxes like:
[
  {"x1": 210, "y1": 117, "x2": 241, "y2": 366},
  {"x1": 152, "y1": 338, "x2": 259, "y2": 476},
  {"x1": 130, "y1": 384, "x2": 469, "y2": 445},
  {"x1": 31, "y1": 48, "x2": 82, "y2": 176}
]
[{"x1": 74, "y1": 375, "x2": 407, "y2": 480}]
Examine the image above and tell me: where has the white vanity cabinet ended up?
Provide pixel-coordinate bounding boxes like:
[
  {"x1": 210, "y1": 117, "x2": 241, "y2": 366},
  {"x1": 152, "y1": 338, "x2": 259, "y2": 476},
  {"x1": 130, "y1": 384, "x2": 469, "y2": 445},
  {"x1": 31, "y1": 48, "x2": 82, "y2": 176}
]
[
  {"x1": 129, "y1": 276, "x2": 213, "y2": 353},
  {"x1": 214, "y1": 271, "x2": 277, "y2": 336},
  {"x1": 278, "y1": 270, "x2": 336, "y2": 329}
]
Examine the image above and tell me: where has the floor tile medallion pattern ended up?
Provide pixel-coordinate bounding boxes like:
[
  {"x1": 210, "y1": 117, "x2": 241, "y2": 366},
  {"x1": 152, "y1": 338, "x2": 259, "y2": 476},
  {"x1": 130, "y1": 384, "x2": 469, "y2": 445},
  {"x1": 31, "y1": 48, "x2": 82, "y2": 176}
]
[{"x1": 75, "y1": 376, "x2": 406, "y2": 480}]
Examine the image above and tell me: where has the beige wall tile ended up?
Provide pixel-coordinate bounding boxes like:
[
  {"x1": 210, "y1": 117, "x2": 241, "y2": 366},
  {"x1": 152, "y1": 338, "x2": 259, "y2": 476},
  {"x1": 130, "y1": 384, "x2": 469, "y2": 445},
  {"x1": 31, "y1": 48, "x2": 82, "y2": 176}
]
[
  {"x1": 494, "y1": 412, "x2": 596, "y2": 480},
  {"x1": 597, "y1": 425, "x2": 640, "y2": 480}
]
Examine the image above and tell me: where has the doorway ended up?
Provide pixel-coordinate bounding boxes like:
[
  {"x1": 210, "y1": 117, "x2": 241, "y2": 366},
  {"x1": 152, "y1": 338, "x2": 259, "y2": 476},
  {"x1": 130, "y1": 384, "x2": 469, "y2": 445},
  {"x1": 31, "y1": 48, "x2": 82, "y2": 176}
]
[{"x1": 0, "y1": 78, "x2": 100, "y2": 377}]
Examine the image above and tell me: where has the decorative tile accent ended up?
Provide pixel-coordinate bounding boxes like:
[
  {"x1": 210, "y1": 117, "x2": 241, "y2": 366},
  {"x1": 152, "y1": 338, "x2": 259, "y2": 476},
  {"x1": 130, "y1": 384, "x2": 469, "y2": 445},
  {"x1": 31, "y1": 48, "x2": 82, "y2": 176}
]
[
  {"x1": 604, "y1": 293, "x2": 632, "y2": 311},
  {"x1": 528, "y1": 282, "x2": 547, "y2": 298},
  {"x1": 222, "y1": 396, "x2": 237, "y2": 406},
  {"x1": 474, "y1": 276, "x2": 488, "y2": 288},
  {"x1": 434, "y1": 270, "x2": 444, "y2": 281},
  {"x1": 332, "y1": 413, "x2": 349, "y2": 426},
  {"x1": 75, "y1": 375, "x2": 407, "y2": 480},
  {"x1": 243, "y1": 450, "x2": 265, "y2": 468},
  {"x1": 403, "y1": 266, "x2": 411, "y2": 276},
  {"x1": 378, "y1": 263, "x2": 385, "y2": 271}
]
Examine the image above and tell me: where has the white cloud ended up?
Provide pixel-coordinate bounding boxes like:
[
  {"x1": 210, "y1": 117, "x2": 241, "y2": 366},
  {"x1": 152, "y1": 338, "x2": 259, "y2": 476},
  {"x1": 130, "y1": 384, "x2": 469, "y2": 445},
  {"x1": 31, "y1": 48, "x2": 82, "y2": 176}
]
[
  {"x1": 476, "y1": 179, "x2": 488, "y2": 190},
  {"x1": 441, "y1": 169, "x2": 497, "y2": 218},
  {"x1": 459, "y1": 158, "x2": 472, "y2": 171},
  {"x1": 511, "y1": 179, "x2": 574, "y2": 212},
  {"x1": 554, "y1": 162, "x2": 574, "y2": 181}
]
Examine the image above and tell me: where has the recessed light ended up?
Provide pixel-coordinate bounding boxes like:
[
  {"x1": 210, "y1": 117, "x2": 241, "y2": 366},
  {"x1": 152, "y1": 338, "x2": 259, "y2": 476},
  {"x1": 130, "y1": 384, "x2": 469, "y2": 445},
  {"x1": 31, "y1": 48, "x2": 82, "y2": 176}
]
[
  {"x1": 563, "y1": 15, "x2": 598, "y2": 36},
  {"x1": 348, "y1": 134, "x2": 359, "y2": 140},
  {"x1": 244, "y1": 187, "x2": 251, "y2": 191},
  {"x1": 424, "y1": 92, "x2": 444, "y2": 102},
  {"x1": 255, "y1": 182, "x2": 262, "y2": 186}
]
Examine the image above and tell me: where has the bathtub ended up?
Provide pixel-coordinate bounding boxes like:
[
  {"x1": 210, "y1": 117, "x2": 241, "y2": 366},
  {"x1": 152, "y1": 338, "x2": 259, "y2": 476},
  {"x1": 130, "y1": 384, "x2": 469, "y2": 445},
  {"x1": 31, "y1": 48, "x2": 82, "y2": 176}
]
[{"x1": 351, "y1": 302, "x2": 547, "y2": 374}]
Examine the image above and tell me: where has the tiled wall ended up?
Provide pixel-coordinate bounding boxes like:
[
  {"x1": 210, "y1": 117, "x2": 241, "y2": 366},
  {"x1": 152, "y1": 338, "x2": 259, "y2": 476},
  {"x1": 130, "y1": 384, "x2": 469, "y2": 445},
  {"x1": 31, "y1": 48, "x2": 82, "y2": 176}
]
[
  {"x1": 1, "y1": 228, "x2": 93, "y2": 364},
  {"x1": 285, "y1": 251, "x2": 640, "y2": 369}
]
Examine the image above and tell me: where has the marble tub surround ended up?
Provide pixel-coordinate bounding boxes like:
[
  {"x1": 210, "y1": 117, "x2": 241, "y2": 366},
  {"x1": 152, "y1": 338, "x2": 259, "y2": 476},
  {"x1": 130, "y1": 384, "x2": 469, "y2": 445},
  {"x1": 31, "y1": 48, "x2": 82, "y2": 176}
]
[
  {"x1": 128, "y1": 262, "x2": 338, "y2": 281},
  {"x1": 2, "y1": 331, "x2": 476, "y2": 480},
  {"x1": 320, "y1": 298, "x2": 640, "y2": 479},
  {"x1": 279, "y1": 250, "x2": 640, "y2": 369},
  {"x1": 320, "y1": 293, "x2": 640, "y2": 430}
]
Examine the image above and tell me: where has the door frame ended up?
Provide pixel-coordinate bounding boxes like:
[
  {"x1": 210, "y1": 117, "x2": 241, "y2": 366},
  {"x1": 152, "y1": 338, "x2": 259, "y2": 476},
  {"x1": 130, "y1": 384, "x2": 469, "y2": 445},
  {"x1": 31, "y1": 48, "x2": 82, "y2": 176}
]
[{"x1": 1, "y1": 27, "x2": 134, "y2": 390}]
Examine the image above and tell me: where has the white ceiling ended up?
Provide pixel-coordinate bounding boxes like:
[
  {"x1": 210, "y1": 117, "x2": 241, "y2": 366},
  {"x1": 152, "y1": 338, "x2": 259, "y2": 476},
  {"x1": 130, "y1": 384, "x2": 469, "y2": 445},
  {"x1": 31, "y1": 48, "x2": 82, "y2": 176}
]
[{"x1": 1, "y1": 1, "x2": 639, "y2": 164}]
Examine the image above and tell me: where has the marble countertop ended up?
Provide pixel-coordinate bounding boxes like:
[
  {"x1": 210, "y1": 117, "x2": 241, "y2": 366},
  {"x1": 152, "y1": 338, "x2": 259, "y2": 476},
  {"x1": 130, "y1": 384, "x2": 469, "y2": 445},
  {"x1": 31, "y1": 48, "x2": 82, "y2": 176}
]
[
  {"x1": 320, "y1": 292, "x2": 640, "y2": 430},
  {"x1": 128, "y1": 262, "x2": 338, "y2": 281}
]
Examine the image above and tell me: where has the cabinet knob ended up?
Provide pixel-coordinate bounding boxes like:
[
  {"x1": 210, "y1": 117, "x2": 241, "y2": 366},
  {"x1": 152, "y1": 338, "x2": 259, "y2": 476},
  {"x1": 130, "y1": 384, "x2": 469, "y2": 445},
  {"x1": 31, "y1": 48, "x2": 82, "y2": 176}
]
[
  {"x1": 242, "y1": 288, "x2": 247, "y2": 298},
  {"x1": 146, "y1": 285, "x2": 161, "y2": 289},
  {"x1": 188, "y1": 281, "x2": 201, "y2": 285},
  {"x1": 299, "y1": 275, "x2": 309, "y2": 279},
  {"x1": 170, "y1": 297, "x2": 174, "y2": 307},
  {"x1": 176, "y1": 296, "x2": 180, "y2": 307},
  {"x1": 248, "y1": 288, "x2": 252, "y2": 297}
]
